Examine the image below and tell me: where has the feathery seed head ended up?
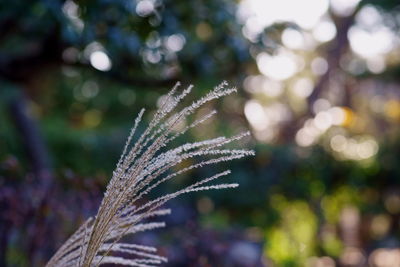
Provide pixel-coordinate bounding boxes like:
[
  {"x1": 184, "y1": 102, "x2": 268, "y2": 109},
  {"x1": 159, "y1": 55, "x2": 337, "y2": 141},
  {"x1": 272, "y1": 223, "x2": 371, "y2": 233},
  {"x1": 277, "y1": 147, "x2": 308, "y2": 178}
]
[{"x1": 46, "y1": 82, "x2": 254, "y2": 267}]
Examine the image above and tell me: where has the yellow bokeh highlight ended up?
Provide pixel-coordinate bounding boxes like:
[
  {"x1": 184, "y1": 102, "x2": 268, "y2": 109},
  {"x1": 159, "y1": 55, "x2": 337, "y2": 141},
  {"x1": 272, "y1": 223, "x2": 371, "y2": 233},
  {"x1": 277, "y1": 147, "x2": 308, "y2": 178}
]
[
  {"x1": 83, "y1": 109, "x2": 102, "y2": 128},
  {"x1": 340, "y1": 107, "x2": 355, "y2": 127},
  {"x1": 196, "y1": 22, "x2": 213, "y2": 40},
  {"x1": 266, "y1": 196, "x2": 317, "y2": 265},
  {"x1": 384, "y1": 100, "x2": 400, "y2": 121},
  {"x1": 370, "y1": 214, "x2": 391, "y2": 239},
  {"x1": 321, "y1": 186, "x2": 359, "y2": 224},
  {"x1": 321, "y1": 225, "x2": 343, "y2": 257}
]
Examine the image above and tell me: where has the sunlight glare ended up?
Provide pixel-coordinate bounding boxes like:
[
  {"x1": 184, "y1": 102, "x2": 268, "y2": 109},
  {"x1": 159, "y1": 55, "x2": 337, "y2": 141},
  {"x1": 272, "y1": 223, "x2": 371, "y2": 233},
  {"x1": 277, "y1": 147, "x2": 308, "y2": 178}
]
[
  {"x1": 136, "y1": 0, "x2": 154, "y2": 17},
  {"x1": 166, "y1": 34, "x2": 186, "y2": 52},
  {"x1": 313, "y1": 20, "x2": 336, "y2": 43},
  {"x1": 257, "y1": 51, "x2": 298, "y2": 80},
  {"x1": 369, "y1": 248, "x2": 400, "y2": 267},
  {"x1": 330, "y1": 0, "x2": 361, "y2": 17},
  {"x1": 244, "y1": 100, "x2": 269, "y2": 131},
  {"x1": 238, "y1": 0, "x2": 329, "y2": 38},
  {"x1": 356, "y1": 5, "x2": 382, "y2": 28},
  {"x1": 366, "y1": 57, "x2": 386, "y2": 74},
  {"x1": 261, "y1": 79, "x2": 284, "y2": 97},
  {"x1": 311, "y1": 57, "x2": 329, "y2": 75},
  {"x1": 90, "y1": 51, "x2": 112, "y2": 71},
  {"x1": 330, "y1": 135, "x2": 347, "y2": 152},
  {"x1": 348, "y1": 26, "x2": 394, "y2": 58},
  {"x1": 313, "y1": 99, "x2": 331, "y2": 114},
  {"x1": 281, "y1": 29, "x2": 305, "y2": 50},
  {"x1": 314, "y1": 111, "x2": 332, "y2": 131},
  {"x1": 291, "y1": 77, "x2": 314, "y2": 98},
  {"x1": 357, "y1": 138, "x2": 378, "y2": 159},
  {"x1": 328, "y1": 107, "x2": 346, "y2": 125}
]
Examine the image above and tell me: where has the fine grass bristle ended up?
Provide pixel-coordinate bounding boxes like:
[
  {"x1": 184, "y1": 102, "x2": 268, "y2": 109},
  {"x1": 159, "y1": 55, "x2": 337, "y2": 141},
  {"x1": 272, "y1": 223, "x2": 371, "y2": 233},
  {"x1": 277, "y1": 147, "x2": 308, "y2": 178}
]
[{"x1": 45, "y1": 82, "x2": 254, "y2": 267}]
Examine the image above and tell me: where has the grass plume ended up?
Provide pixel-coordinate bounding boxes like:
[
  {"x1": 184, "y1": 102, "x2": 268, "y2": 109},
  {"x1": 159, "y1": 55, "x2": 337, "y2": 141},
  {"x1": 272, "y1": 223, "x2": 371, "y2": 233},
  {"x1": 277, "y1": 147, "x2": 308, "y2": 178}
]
[{"x1": 45, "y1": 82, "x2": 254, "y2": 267}]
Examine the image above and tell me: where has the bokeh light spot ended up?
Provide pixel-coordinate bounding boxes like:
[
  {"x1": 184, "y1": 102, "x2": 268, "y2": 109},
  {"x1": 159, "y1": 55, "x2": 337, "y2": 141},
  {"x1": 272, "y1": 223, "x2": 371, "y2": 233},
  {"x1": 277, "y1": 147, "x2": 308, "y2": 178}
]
[{"x1": 90, "y1": 51, "x2": 112, "y2": 71}]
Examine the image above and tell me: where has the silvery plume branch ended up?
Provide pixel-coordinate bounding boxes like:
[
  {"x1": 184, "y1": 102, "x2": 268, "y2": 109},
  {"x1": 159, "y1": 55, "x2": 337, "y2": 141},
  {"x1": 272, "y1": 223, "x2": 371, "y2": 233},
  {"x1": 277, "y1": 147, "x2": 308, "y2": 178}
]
[{"x1": 45, "y1": 81, "x2": 254, "y2": 267}]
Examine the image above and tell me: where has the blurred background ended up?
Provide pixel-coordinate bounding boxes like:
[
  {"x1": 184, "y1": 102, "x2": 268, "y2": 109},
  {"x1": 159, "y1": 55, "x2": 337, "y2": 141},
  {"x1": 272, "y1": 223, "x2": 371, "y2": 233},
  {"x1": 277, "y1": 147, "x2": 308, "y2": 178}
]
[{"x1": 1, "y1": 0, "x2": 400, "y2": 266}]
